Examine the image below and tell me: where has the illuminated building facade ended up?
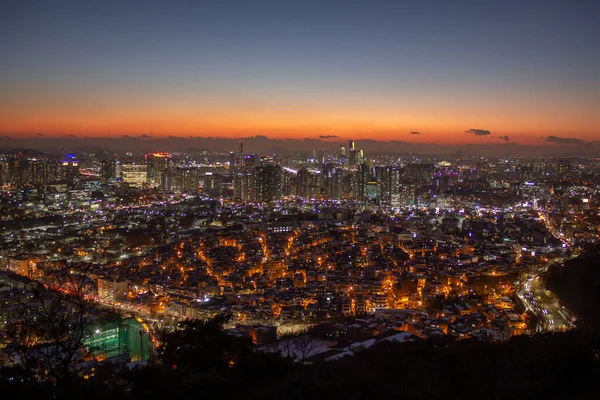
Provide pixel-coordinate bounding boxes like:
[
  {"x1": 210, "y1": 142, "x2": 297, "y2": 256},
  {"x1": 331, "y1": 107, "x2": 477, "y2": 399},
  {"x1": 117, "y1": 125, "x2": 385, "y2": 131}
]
[
  {"x1": 100, "y1": 159, "x2": 116, "y2": 184},
  {"x1": 98, "y1": 277, "x2": 128, "y2": 302},
  {"x1": 252, "y1": 164, "x2": 282, "y2": 202},
  {"x1": 61, "y1": 153, "x2": 79, "y2": 186},
  {"x1": 8, "y1": 152, "x2": 26, "y2": 186},
  {"x1": 121, "y1": 164, "x2": 147, "y2": 188},
  {"x1": 233, "y1": 169, "x2": 252, "y2": 201},
  {"x1": 146, "y1": 153, "x2": 171, "y2": 190},
  {"x1": 27, "y1": 158, "x2": 49, "y2": 186}
]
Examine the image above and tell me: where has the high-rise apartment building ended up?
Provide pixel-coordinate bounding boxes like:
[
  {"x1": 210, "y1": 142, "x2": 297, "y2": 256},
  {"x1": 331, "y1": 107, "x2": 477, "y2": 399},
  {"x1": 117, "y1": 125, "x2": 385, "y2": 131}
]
[
  {"x1": 8, "y1": 153, "x2": 26, "y2": 187},
  {"x1": 297, "y1": 168, "x2": 324, "y2": 199},
  {"x1": 233, "y1": 169, "x2": 252, "y2": 201},
  {"x1": 356, "y1": 163, "x2": 371, "y2": 200},
  {"x1": 252, "y1": 164, "x2": 282, "y2": 202},
  {"x1": 27, "y1": 158, "x2": 49, "y2": 186}
]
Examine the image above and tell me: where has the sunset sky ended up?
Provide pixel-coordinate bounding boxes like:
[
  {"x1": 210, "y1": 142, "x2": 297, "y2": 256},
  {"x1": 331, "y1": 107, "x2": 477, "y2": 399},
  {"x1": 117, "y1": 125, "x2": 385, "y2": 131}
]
[{"x1": 1, "y1": 0, "x2": 599, "y2": 146}]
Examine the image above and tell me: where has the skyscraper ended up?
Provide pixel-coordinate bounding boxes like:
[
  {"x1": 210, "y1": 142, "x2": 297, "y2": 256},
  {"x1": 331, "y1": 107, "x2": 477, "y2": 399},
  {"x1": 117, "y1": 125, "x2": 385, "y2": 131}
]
[
  {"x1": 146, "y1": 153, "x2": 171, "y2": 189},
  {"x1": 356, "y1": 163, "x2": 371, "y2": 200},
  {"x1": 374, "y1": 166, "x2": 399, "y2": 203},
  {"x1": 252, "y1": 164, "x2": 282, "y2": 202},
  {"x1": 27, "y1": 158, "x2": 49, "y2": 186},
  {"x1": 61, "y1": 153, "x2": 79, "y2": 186},
  {"x1": 99, "y1": 148, "x2": 116, "y2": 184},
  {"x1": 233, "y1": 169, "x2": 252, "y2": 202},
  {"x1": 100, "y1": 159, "x2": 116, "y2": 184},
  {"x1": 349, "y1": 149, "x2": 357, "y2": 166},
  {"x1": 8, "y1": 152, "x2": 26, "y2": 187}
]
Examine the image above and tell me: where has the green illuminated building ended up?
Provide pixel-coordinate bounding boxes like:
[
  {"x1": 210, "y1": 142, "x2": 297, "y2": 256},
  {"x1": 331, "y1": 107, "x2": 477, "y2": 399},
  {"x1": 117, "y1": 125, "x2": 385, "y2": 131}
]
[{"x1": 85, "y1": 318, "x2": 153, "y2": 361}]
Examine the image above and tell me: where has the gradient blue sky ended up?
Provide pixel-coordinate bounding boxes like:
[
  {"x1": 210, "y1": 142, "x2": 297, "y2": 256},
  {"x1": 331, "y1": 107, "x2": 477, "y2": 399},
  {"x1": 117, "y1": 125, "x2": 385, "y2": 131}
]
[{"x1": 1, "y1": 0, "x2": 599, "y2": 144}]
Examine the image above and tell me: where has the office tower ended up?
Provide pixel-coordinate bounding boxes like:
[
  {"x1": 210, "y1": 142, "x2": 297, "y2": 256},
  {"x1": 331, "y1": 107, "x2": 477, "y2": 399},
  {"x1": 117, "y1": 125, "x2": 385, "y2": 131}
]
[
  {"x1": 228, "y1": 151, "x2": 236, "y2": 167},
  {"x1": 121, "y1": 164, "x2": 147, "y2": 188},
  {"x1": 349, "y1": 149, "x2": 357, "y2": 166},
  {"x1": 358, "y1": 149, "x2": 364, "y2": 165},
  {"x1": 61, "y1": 153, "x2": 79, "y2": 186},
  {"x1": 348, "y1": 141, "x2": 358, "y2": 166},
  {"x1": 252, "y1": 164, "x2": 282, "y2": 202},
  {"x1": 99, "y1": 149, "x2": 116, "y2": 184},
  {"x1": 100, "y1": 159, "x2": 116, "y2": 183},
  {"x1": 146, "y1": 153, "x2": 170, "y2": 188},
  {"x1": 100, "y1": 159, "x2": 116, "y2": 184},
  {"x1": 239, "y1": 140, "x2": 244, "y2": 167}
]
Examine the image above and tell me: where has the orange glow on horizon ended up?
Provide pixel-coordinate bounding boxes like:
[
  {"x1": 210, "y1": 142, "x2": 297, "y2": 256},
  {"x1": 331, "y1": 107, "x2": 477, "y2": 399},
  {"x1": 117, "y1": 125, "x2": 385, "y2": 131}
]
[{"x1": 1, "y1": 100, "x2": 597, "y2": 146}]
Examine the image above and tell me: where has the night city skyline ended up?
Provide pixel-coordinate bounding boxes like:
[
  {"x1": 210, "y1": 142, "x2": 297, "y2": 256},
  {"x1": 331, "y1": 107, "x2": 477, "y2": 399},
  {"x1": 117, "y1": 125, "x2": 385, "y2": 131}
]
[
  {"x1": 1, "y1": 0, "x2": 599, "y2": 149},
  {"x1": 1, "y1": 1, "x2": 600, "y2": 399}
]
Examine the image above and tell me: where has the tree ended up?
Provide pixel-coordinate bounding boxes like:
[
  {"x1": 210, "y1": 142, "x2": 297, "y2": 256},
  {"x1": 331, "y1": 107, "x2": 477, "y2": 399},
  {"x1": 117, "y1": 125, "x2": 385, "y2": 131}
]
[
  {"x1": 6, "y1": 269, "x2": 118, "y2": 395},
  {"x1": 158, "y1": 313, "x2": 247, "y2": 373}
]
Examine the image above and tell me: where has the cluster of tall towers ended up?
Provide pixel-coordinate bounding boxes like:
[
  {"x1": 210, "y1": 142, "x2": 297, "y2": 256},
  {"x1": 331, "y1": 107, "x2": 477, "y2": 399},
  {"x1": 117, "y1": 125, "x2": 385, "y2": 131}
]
[
  {"x1": 232, "y1": 140, "x2": 283, "y2": 202},
  {"x1": 339, "y1": 140, "x2": 364, "y2": 166},
  {"x1": 1, "y1": 151, "x2": 79, "y2": 188}
]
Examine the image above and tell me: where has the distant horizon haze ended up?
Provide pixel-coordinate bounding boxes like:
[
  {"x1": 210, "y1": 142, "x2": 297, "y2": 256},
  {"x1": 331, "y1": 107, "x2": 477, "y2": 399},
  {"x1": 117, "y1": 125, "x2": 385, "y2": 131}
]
[{"x1": 1, "y1": 135, "x2": 599, "y2": 158}]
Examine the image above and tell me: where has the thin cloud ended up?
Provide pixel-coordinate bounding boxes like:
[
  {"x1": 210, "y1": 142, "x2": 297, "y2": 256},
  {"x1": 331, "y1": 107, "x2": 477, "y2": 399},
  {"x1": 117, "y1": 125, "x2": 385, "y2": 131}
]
[
  {"x1": 544, "y1": 135, "x2": 585, "y2": 145},
  {"x1": 140, "y1": 134, "x2": 154, "y2": 139},
  {"x1": 410, "y1": 131, "x2": 420, "y2": 135},
  {"x1": 319, "y1": 135, "x2": 339, "y2": 139},
  {"x1": 498, "y1": 135, "x2": 510, "y2": 142},
  {"x1": 64, "y1": 134, "x2": 78, "y2": 138},
  {"x1": 465, "y1": 129, "x2": 492, "y2": 136},
  {"x1": 37, "y1": 133, "x2": 45, "y2": 136}
]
